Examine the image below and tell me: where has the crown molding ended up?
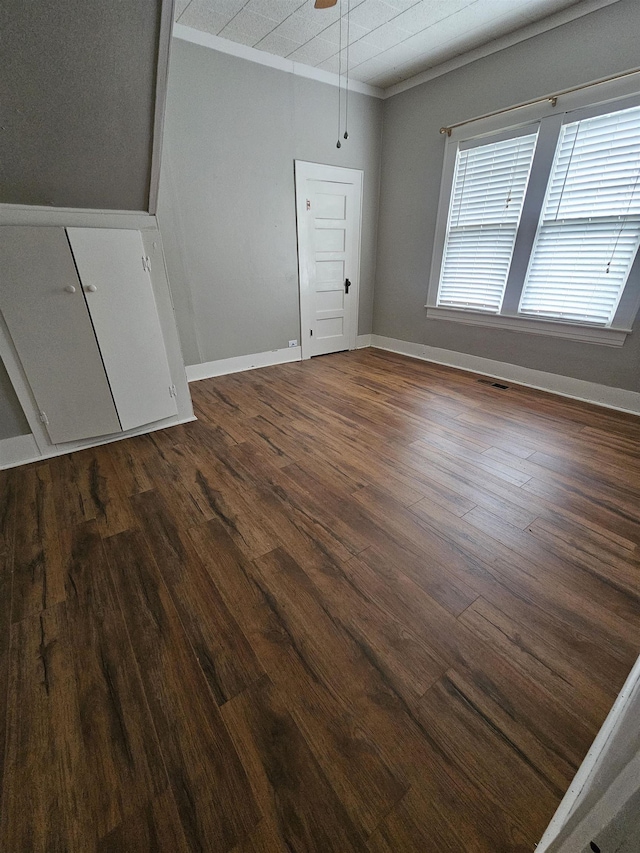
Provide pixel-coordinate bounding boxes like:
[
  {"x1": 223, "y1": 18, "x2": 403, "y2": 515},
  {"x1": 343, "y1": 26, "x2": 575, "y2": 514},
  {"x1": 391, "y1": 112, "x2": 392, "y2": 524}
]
[
  {"x1": 174, "y1": 1, "x2": 621, "y2": 102},
  {"x1": 382, "y1": 0, "x2": 623, "y2": 99},
  {"x1": 173, "y1": 24, "x2": 385, "y2": 99}
]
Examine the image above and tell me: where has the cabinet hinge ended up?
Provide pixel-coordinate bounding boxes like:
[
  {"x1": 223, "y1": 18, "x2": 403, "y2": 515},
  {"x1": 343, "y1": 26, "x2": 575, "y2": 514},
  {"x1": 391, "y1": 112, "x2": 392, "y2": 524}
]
[
  {"x1": 169, "y1": 384, "x2": 177, "y2": 398},
  {"x1": 142, "y1": 256, "x2": 151, "y2": 272},
  {"x1": 39, "y1": 410, "x2": 49, "y2": 425}
]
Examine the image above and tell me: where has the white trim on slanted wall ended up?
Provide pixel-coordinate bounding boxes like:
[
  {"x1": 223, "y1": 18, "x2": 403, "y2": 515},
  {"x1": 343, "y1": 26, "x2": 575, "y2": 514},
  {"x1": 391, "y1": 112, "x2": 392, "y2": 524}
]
[
  {"x1": 173, "y1": 24, "x2": 384, "y2": 98},
  {"x1": 0, "y1": 415, "x2": 198, "y2": 471},
  {"x1": 366, "y1": 334, "x2": 640, "y2": 416},
  {"x1": 0, "y1": 434, "x2": 40, "y2": 469},
  {"x1": 148, "y1": 0, "x2": 175, "y2": 215},
  {"x1": 0, "y1": 205, "x2": 155, "y2": 227},
  {"x1": 186, "y1": 346, "x2": 302, "y2": 382},
  {"x1": 357, "y1": 334, "x2": 372, "y2": 348}
]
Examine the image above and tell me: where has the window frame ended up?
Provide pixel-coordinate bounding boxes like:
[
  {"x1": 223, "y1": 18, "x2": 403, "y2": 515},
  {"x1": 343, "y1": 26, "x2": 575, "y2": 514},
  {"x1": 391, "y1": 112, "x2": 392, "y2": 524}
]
[
  {"x1": 437, "y1": 123, "x2": 540, "y2": 315},
  {"x1": 426, "y1": 83, "x2": 640, "y2": 347}
]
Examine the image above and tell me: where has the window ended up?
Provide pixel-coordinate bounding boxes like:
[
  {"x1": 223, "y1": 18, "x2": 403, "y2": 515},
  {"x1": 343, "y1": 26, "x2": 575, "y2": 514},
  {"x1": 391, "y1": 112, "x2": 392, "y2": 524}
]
[
  {"x1": 428, "y1": 92, "x2": 640, "y2": 345},
  {"x1": 439, "y1": 132, "x2": 537, "y2": 312},
  {"x1": 520, "y1": 106, "x2": 640, "y2": 324}
]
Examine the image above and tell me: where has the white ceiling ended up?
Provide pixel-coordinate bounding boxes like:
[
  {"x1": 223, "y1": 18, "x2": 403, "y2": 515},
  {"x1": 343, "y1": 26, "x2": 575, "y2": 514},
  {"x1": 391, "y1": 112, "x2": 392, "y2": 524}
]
[{"x1": 174, "y1": 0, "x2": 601, "y2": 89}]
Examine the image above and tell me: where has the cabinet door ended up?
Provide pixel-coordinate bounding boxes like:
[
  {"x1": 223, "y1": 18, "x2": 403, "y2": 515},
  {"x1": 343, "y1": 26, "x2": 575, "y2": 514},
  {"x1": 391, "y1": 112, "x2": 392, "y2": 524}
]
[
  {"x1": 0, "y1": 226, "x2": 122, "y2": 443},
  {"x1": 66, "y1": 228, "x2": 178, "y2": 431}
]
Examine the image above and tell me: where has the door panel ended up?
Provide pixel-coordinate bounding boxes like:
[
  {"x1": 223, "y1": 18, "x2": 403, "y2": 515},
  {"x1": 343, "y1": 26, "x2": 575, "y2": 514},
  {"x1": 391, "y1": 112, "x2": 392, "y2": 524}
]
[
  {"x1": 316, "y1": 260, "x2": 344, "y2": 283},
  {"x1": 295, "y1": 163, "x2": 363, "y2": 359},
  {"x1": 0, "y1": 226, "x2": 121, "y2": 444},
  {"x1": 315, "y1": 228, "x2": 346, "y2": 252},
  {"x1": 316, "y1": 316, "x2": 344, "y2": 338},
  {"x1": 67, "y1": 228, "x2": 178, "y2": 431},
  {"x1": 317, "y1": 290, "x2": 344, "y2": 312},
  {"x1": 313, "y1": 193, "x2": 346, "y2": 219}
]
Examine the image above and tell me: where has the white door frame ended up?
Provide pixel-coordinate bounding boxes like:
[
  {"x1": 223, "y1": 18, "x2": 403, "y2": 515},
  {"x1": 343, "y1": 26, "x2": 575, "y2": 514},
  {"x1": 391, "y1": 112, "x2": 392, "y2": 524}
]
[{"x1": 294, "y1": 160, "x2": 363, "y2": 360}]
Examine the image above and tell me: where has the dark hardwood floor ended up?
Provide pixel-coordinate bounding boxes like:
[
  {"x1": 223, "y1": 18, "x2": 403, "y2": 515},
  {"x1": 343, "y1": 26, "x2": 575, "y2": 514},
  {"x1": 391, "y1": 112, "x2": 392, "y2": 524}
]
[{"x1": 1, "y1": 348, "x2": 640, "y2": 851}]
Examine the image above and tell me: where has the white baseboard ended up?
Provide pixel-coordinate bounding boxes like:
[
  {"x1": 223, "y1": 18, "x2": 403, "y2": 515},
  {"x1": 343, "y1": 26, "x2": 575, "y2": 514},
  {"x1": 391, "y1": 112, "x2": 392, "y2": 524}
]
[
  {"x1": 370, "y1": 334, "x2": 640, "y2": 416},
  {"x1": 356, "y1": 334, "x2": 372, "y2": 348},
  {"x1": 0, "y1": 415, "x2": 198, "y2": 471},
  {"x1": 186, "y1": 346, "x2": 301, "y2": 382},
  {"x1": 0, "y1": 433, "x2": 41, "y2": 469}
]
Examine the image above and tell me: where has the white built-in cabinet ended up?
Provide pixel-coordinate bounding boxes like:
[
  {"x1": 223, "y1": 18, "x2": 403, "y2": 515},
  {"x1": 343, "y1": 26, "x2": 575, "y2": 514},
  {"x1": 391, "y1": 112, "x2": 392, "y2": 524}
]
[{"x1": 0, "y1": 226, "x2": 178, "y2": 444}]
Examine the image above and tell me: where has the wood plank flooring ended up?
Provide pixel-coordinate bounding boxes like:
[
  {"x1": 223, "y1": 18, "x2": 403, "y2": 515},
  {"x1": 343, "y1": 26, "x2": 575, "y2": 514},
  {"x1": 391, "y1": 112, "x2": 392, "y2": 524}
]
[{"x1": 1, "y1": 348, "x2": 640, "y2": 851}]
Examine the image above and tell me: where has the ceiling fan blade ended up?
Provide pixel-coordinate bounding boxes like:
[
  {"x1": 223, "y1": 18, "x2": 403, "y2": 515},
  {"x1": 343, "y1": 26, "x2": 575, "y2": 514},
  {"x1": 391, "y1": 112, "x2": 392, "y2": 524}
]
[{"x1": 314, "y1": 0, "x2": 337, "y2": 7}]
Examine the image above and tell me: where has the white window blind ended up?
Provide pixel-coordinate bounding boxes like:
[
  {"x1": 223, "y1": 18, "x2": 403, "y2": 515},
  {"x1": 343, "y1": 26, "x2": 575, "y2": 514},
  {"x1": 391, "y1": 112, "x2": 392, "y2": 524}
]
[
  {"x1": 437, "y1": 132, "x2": 538, "y2": 312},
  {"x1": 520, "y1": 105, "x2": 640, "y2": 325}
]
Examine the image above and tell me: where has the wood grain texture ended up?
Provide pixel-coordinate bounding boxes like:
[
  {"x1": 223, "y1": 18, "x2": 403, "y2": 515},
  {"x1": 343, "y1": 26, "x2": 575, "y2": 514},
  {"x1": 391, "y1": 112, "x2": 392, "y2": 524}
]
[
  {"x1": 188, "y1": 521, "x2": 407, "y2": 838},
  {"x1": 103, "y1": 528, "x2": 260, "y2": 852},
  {"x1": 12, "y1": 462, "x2": 65, "y2": 622},
  {"x1": 131, "y1": 488, "x2": 264, "y2": 705},
  {"x1": 2, "y1": 348, "x2": 640, "y2": 851},
  {"x1": 63, "y1": 522, "x2": 168, "y2": 836},
  {"x1": 221, "y1": 674, "x2": 368, "y2": 852},
  {"x1": 1, "y1": 603, "x2": 95, "y2": 851},
  {"x1": 98, "y1": 790, "x2": 190, "y2": 853}
]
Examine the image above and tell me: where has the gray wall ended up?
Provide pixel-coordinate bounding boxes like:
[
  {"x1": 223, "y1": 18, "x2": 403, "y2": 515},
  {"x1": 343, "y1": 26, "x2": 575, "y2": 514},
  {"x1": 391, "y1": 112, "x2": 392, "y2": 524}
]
[
  {"x1": 0, "y1": 0, "x2": 162, "y2": 210},
  {"x1": 158, "y1": 39, "x2": 383, "y2": 366},
  {"x1": 374, "y1": 0, "x2": 640, "y2": 392},
  {"x1": 0, "y1": 358, "x2": 29, "y2": 441}
]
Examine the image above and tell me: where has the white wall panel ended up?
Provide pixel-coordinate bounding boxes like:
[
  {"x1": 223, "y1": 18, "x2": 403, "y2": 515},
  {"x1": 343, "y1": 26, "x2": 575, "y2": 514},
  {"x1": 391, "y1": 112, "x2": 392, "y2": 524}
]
[
  {"x1": 67, "y1": 228, "x2": 178, "y2": 431},
  {"x1": 0, "y1": 226, "x2": 122, "y2": 443}
]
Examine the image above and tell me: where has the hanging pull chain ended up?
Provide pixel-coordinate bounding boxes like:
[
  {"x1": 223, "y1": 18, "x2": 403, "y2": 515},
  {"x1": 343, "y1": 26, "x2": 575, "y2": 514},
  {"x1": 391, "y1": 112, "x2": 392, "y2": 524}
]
[
  {"x1": 337, "y1": 0, "x2": 343, "y2": 149},
  {"x1": 504, "y1": 140, "x2": 523, "y2": 209},
  {"x1": 344, "y1": 0, "x2": 350, "y2": 140},
  {"x1": 552, "y1": 124, "x2": 580, "y2": 222},
  {"x1": 606, "y1": 161, "x2": 640, "y2": 273}
]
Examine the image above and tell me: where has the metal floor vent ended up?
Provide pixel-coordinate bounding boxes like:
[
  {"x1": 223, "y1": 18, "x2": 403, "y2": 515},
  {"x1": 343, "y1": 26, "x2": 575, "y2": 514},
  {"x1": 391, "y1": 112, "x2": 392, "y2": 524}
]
[{"x1": 477, "y1": 379, "x2": 510, "y2": 390}]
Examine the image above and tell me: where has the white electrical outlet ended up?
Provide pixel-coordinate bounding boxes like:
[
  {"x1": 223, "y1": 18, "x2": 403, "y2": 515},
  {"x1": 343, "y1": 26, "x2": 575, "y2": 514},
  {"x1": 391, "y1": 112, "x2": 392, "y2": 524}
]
[{"x1": 288, "y1": 340, "x2": 298, "y2": 348}]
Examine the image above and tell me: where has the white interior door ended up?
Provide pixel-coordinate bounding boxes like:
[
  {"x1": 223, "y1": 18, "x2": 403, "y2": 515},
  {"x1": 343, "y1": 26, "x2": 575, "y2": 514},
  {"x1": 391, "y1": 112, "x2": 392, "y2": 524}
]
[
  {"x1": 0, "y1": 226, "x2": 122, "y2": 444},
  {"x1": 295, "y1": 161, "x2": 363, "y2": 358},
  {"x1": 67, "y1": 228, "x2": 178, "y2": 431}
]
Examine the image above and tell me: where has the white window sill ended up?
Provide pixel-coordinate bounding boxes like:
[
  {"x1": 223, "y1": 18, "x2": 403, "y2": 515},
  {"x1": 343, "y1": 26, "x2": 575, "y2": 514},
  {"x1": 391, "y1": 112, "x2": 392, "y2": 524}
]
[{"x1": 425, "y1": 306, "x2": 631, "y2": 347}]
